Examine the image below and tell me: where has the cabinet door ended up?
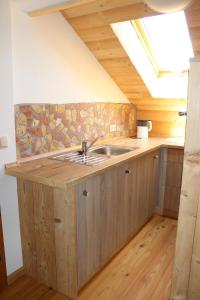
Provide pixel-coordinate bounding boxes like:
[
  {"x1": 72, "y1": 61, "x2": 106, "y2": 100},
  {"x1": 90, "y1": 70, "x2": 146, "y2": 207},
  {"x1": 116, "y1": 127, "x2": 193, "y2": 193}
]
[
  {"x1": 116, "y1": 160, "x2": 138, "y2": 248},
  {"x1": 76, "y1": 162, "x2": 138, "y2": 288},
  {"x1": 136, "y1": 150, "x2": 159, "y2": 228},
  {"x1": 101, "y1": 161, "x2": 140, "y2": 263},
  {"x1": 76, "y1": 166, "x2": 122, "y2": 288},
  {"x1": 147, "y1": 150, "x2": 160, "y2": 218},
  {"x1": 76, "y1": 175, "x2": 102, "y2": 289},
  {"x1": 100, "y1": 166, "x2": 120, "y2": 265},
  {"x1": 76, "y1": 150, "x2": 160, "y2": 289},
  {"x1": 163, "y1": 148, "x2": 184, "y2": 218}
]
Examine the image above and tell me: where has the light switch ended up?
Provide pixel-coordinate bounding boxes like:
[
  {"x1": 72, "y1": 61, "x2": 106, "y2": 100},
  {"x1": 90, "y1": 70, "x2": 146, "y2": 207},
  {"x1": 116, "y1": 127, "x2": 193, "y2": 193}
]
[{"x1": 0, "y1": 136, "x2": 8, "y2": 148}]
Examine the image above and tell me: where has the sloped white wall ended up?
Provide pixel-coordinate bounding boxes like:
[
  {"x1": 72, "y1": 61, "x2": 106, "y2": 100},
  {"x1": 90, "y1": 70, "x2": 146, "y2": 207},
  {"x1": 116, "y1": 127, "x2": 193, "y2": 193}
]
[
  {"x1": 1, "y1": 0, "x2": 128, "y2": 276},
  {"x1": 12, "y1": 2, "x2": 128, "y2": 104},
  {"x1": 0, "y1": 0, "x2": 22, "y2": 275}
]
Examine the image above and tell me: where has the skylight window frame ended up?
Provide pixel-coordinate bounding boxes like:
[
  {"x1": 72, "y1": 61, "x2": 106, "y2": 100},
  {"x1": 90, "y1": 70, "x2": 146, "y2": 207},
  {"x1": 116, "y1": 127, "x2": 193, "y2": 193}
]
[
  {"x1": 111, "y1": 12, "x2": 193, "y2": 99},
  {"x1": 131, "y1": 19, "x2": 159, "y2": 76},
  {"x1": 131, "y1": 16, "x2": 190, "y2": 77}
]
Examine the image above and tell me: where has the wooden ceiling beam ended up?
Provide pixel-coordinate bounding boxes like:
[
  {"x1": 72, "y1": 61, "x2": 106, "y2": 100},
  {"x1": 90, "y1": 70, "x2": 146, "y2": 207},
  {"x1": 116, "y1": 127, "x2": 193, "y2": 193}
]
[
  {"x1": 62, "y1": 0, "x2": 142, "y2": 19},
  {"x1": 135, "y1": 105, "x2": 186, "y2": 112},
  {"x1": 131, "y1": 98, "x2": 187, "y2": 106},
  {"x1": 137, "y1": 110, "x2": 182, "y2": 121},
  {"x1": 64, "y1": 3, "x2": 157, "y2": 30},
  {"x1": 98, "y1": 2, "x2": 157, "y2": 24},
  {"x1": 28, "y1": 0, "x2": 142, "y2": 18}
]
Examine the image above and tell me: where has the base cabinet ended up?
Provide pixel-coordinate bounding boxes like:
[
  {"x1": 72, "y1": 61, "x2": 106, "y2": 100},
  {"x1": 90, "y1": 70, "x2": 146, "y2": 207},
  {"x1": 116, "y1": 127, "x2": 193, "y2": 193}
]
[
  {"x1": 163, "y1": 148, "x2": 184, "y2": 218},
  {"x1": 76, "y1": 150, "x2": 159, "y2": 289},
  {"x1": 16, "y1": 148, "x2": 160, "y2": 299}
]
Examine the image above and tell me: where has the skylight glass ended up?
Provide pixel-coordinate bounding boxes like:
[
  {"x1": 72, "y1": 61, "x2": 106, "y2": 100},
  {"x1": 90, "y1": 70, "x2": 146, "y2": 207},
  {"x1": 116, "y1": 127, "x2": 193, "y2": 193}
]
[
  {"x1": 139, "y1": 11, "x2": 194, "y2": 73},
  {"x1": 111, "y1": 11, "x2": 194, "y2": 99}
]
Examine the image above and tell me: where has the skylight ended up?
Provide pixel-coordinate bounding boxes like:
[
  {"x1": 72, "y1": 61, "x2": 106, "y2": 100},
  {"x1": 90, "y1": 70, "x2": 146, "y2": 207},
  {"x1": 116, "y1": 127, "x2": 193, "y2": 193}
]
[
  {"x1": 137, "y1": 12, "x2": 194, "y2": 73},
  {"x1": 111, "y1": 11, "x2": 194, "y2": 99}
]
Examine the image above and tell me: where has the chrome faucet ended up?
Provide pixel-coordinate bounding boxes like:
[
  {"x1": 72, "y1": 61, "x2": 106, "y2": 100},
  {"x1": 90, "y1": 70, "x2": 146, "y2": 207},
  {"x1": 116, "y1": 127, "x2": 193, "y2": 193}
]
[{"x1": 79, "y1": 135, "x2": 104, "y2": 156}]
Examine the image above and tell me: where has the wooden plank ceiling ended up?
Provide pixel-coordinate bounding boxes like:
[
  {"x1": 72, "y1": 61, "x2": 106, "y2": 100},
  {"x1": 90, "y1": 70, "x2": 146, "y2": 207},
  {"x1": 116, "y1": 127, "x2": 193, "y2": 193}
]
[
  {"x1": 61, "y1": 0, "x2": 154, "y2": 106},
  {"x1": 28, "y1": 0, "x2": 200, "y2": 117}
]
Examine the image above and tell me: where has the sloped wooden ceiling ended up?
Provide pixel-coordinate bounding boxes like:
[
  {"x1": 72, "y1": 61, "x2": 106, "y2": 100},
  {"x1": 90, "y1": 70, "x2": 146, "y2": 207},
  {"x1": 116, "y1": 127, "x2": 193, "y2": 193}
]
[
  {"x1": 29, "y1": 0, "x2": 199, "y2": 113},
  {"x1": 61, "y1": 0, "x2": 154, "y2": 105}
]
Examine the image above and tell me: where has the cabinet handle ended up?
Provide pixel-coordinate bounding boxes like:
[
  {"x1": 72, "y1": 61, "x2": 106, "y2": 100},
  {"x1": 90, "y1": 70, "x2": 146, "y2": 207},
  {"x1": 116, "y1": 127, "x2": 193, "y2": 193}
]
[
  {"x1": 125, "y1": 169, "x2": 131, "y2": 174},
  {"x1": 153, "y1": 155, "x2": 159, "y2": 159},
  {"x1": 83, "y1": 190, "x2": 89, "y2": 197}
]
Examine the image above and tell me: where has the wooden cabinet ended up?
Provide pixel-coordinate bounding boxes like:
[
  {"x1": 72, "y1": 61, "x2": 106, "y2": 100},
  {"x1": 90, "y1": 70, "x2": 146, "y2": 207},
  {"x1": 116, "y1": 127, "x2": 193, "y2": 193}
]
[
  {"x1": 116, "y1": 160, "x2": 138, "y2": 247},
  {"x1": 15, "y1": 147, "x2": 161, "y2": 299},
  {"x1": 136, "y1": 150, "x2": 159, "y2": 227},
  {"x1": 163, "y1": 148, "x2": 184, "y2": 219},
  {"x1": 76, "y1": 149, "x2": 160, "y2": 289},
  {"x1": 76, "y1": 175, "x2": 102, "y2": 289},
  {"x1": 76, "y1": 165, "x2": 133, "y2": 288}
]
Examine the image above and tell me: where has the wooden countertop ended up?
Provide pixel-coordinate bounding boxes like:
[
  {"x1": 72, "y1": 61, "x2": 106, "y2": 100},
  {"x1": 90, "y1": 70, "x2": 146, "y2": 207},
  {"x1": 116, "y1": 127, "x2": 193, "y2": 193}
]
[{"x1": 5, "y1": 137, "x2": 184, "y2": 188}]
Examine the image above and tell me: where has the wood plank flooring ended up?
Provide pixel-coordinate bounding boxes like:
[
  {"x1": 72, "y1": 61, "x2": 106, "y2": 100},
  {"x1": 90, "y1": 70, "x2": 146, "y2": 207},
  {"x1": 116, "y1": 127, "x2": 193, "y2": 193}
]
[{"x1": 0, "y1": 215, "x2": 177, "y2": 300}]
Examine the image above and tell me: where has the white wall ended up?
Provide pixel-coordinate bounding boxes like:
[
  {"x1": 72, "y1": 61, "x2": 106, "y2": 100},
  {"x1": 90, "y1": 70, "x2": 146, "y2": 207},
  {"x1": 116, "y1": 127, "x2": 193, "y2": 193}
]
[
  {"x1": 0, "y1": 0, "x2": 22, "y2": 275},
  {"x1": 0, "y1": 0, "x2": 128, "y2": 277},
  {"x1": 12, "y1": 2, "x2": 128, "y2": 104}
]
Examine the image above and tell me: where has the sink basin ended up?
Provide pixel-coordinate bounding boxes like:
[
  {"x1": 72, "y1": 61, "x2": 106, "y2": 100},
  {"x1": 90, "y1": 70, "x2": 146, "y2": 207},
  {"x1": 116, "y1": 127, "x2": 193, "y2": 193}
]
[
  {"x1": 51, "y1": 151, "x2": 109, "y2": 166},
  {"x1": 89, "y1": 145, "x2": 138, "y2": 156},
  {"x1": 51, "y1": 145, "x2": 138, "y2": 166}
]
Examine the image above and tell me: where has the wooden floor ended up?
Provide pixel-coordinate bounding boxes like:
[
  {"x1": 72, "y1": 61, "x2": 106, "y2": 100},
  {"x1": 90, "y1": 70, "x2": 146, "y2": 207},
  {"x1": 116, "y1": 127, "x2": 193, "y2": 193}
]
[{"x1": 0, "y1": 215, "x2": 177, "y2": 300}]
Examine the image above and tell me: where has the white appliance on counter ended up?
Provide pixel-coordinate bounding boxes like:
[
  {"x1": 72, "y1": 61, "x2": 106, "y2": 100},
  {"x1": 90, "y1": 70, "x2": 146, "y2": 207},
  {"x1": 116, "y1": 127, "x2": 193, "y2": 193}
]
[{"x1": 137, "y1": 120, "x2": 152, "y2": 139}]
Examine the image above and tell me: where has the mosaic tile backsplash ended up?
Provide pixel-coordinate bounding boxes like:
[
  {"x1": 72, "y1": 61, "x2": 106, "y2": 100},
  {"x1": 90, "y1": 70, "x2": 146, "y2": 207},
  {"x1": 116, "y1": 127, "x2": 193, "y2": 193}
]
[{"x1": 15, "y1": 103, "x2": 136, "y2": 158}]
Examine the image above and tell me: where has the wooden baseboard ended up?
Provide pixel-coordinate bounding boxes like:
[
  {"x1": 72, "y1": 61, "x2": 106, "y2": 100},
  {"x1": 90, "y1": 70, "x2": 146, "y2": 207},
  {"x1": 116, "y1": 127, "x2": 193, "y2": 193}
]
[
  {"x1": 7, "y1": 267, "x2": 25, "y2": 285},
  {"x1": 154, "y1": 207, "x2": 164, "y2": 215},
  {"x1": 163, "y1": 209, "x2": 178, "y2": 220}
]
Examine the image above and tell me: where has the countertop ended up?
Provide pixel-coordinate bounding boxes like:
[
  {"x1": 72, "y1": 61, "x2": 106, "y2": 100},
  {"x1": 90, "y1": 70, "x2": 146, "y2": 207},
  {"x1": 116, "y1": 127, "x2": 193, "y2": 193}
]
[{"x1": 5, "y1": 137, "x2": 184, "y2": 189}]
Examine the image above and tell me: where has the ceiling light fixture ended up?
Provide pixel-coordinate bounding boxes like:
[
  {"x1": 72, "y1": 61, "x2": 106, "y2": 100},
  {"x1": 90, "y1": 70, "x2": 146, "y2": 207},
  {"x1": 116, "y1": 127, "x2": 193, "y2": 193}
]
[{"x1": 144, "y1": 0, "x2": 193, "y2": 13}]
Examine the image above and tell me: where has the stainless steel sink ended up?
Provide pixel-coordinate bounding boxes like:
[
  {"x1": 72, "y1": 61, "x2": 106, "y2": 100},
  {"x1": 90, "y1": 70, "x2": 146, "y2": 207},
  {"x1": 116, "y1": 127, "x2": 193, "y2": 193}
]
[
  {"x1": 89, "y1": 145, "x2": 138, "y2": 156},
  {"x1": 51, "y1": 151, "x2": 109, "y2": 166},
  {"x1": 51, "y1": 145, "x2": 138, "y2": 166}
]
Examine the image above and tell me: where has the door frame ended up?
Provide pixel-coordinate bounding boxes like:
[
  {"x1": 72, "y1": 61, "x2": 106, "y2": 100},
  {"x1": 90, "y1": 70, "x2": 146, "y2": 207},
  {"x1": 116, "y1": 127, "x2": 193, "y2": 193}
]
[{"x1": 0, "y1": 209, "x2": 7, "y2": 291}]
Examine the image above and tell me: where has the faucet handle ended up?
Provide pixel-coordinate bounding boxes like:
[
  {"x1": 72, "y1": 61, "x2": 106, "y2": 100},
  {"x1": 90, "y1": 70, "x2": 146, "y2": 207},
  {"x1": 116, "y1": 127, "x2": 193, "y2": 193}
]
[{"x1": 82, "y1": 140, "x2": 88, "y2": 153}]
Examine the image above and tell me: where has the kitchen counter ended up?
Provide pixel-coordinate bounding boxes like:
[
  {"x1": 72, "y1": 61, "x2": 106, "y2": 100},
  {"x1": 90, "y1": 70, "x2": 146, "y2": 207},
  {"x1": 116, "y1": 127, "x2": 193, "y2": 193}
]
[
  {"x1": 5, "y1": 137, "x2": 184, "y2": 189},
  {"x1": 8, "y1": 136, "x2": 184, "y2": 299}
]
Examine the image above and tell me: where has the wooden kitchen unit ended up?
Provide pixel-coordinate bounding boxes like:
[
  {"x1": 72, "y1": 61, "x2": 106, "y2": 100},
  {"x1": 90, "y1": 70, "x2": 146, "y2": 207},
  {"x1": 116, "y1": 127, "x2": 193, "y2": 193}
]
[{"x1": 6, "y1": 137, "x2": 184, "y2": 299}]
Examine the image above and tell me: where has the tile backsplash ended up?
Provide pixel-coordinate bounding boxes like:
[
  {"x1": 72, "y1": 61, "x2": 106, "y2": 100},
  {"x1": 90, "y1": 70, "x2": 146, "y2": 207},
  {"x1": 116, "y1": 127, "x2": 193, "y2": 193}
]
[{"x1": 15, "y1": 103, "x2": 136, "y2": 158}]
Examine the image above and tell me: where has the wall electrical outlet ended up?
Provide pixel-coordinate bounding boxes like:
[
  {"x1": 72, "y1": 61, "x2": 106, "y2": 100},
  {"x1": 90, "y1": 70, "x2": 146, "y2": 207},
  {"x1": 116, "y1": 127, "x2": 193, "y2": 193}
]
[{"x1": 110, "y1": 124, "x2": 117, "y2": 132}]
